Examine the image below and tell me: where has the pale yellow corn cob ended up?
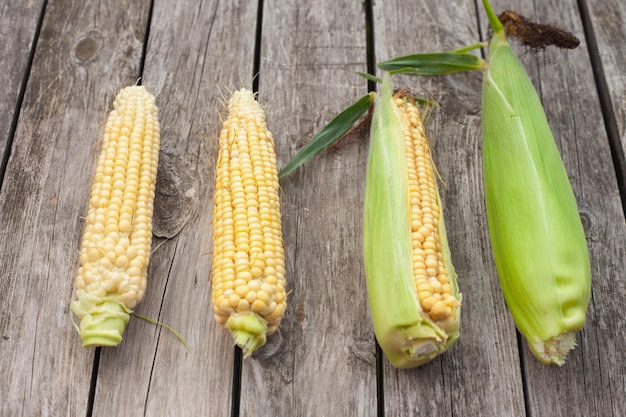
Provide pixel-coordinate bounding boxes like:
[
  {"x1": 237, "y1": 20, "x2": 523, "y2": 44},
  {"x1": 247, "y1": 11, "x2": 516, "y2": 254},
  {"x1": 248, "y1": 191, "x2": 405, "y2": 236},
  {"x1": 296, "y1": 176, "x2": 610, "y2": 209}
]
[{"x1": 71, "y1": 85, "x2": 160, "y2": 348}]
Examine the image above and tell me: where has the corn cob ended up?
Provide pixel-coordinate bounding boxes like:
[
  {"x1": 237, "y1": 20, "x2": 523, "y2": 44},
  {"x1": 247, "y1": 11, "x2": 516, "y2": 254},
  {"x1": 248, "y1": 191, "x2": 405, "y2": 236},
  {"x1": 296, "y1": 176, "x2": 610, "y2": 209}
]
[
  {"x1": 481, "y1": 0, "x2": 591, "y2": 365},
  {"x1": 211, "y1": 89, "x2": 286, "y2": 356},
  {"x1": 363, "y1": 74, "x2": 461, "y2": 368},
  {"x1": 71, "y1": 85, "x2": 160, "y2": 347}
]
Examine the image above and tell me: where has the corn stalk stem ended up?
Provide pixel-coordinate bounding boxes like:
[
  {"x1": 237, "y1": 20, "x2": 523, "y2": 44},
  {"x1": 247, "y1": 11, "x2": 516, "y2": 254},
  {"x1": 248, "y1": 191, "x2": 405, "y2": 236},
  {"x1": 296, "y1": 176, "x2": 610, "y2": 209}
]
[{"x1": 482, "y1": 0, "x2": 504, "y2": 34}]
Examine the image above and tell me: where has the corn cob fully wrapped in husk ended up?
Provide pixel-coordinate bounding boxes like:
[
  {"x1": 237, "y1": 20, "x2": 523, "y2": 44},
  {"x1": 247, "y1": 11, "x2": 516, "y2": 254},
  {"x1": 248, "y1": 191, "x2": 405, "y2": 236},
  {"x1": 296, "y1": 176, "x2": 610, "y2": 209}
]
[
  {"x1": 363, "y1": 74, "x2": 461, "y2": 368},
  {"x1": 481, "y1": 0, "x2": 591, "y2": 365}
]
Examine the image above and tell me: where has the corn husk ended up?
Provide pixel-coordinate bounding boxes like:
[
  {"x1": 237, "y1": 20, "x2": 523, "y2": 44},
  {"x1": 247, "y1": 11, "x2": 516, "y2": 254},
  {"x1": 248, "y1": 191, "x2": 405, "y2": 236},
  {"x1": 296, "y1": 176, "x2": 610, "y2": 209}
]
[
  {"x1": 363, "y1": 74, "x2": 461, "y2": 368},
  {"x1": 481, "y1": 0, "x2": 591, "y2": 365}
]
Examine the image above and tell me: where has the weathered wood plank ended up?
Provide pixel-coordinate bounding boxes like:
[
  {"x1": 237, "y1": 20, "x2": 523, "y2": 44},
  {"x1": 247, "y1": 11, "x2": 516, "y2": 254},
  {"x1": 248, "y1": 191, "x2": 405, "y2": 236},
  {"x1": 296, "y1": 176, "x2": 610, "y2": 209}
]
[
  {"x1": 0, "y1": 1, "x2": 46, "y2": 164},
  {"x1": 89, "y1": 1, "x2": 259, "y2": 416},
  {"x1": 0, "y1": 1, "x2": 151, "y2": 416},
  {"x1": 584, "y1": 15, "x2": 626, "y2": 411},
  {"x1": 586, "y1": 0, "x2": 626, "y2": 164},
  {"x1": 373, "y1": 1, "x2": 526, "y2": 416},
  {"x1": 488, "y1": 0, "x2": 626, "y2": 415},
  {"x1": 238, "y1": 1, "x2": 377, "y2": 416}
]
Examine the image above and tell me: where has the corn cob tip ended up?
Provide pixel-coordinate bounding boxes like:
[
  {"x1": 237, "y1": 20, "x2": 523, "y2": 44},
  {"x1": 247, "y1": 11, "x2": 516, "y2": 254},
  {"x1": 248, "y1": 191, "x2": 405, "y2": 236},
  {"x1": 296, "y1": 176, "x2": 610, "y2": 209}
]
[
  {"x1": 71, "y1": 293, "x2": 131, "y2": 347},
  {"x1": 225, "y1": 312, "x2": 268, "y2": 357},
  {"x1": 529, "y1": 331, "x2": 577, "y2": 366}
]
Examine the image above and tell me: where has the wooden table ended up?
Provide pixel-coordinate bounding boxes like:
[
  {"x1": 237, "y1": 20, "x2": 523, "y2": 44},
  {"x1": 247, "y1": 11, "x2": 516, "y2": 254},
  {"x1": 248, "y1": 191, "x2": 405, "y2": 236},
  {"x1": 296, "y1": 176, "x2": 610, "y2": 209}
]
[{"x1": 2, "y1": 0, "x2": 625, "y2": 416}]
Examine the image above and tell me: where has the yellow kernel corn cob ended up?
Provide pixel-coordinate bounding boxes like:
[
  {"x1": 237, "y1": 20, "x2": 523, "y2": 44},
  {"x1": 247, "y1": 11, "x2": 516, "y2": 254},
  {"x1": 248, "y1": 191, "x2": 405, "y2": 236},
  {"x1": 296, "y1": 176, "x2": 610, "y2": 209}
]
[
  {"x1": 363, "y1": 75, "x2": 460, "y2": 368},
  {"x1": 71, "y1": 85, "x2": 160, "y2": 347},
  {"x1": 212, "y1": 88, "x2": 286, "y2": 356},
  {"x1": 397, "y1": 94, "x2": 459, "y2": 324}
]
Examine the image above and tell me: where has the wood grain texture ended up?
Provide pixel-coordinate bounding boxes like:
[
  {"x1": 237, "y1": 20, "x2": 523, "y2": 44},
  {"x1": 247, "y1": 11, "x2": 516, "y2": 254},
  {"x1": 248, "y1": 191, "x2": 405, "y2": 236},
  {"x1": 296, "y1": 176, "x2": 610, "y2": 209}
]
[
  {"x1": 373, "y1": 1, "x2": 526, "y2": 416},
  {"x1": 89, "y1": 1, "x2": 259, "y2": 416},
  {"x1": 0, "y1": 1, "x2": 45, "y2": 160},
  {"x1": 238, "y1": 1, "x2": 377, "y2": 416},
  {"x1": 585, "y1": 0, "x2": 626, "y2": 159},
  {"x1": 583, "y1": 12, "x2": 626, "y2": 413},
  {"x1": 0, "y1": 1, "x2": 151, "y2": 416},
  {"x1": 488, "y1": 0, "x2": 626, "y2": 415}
]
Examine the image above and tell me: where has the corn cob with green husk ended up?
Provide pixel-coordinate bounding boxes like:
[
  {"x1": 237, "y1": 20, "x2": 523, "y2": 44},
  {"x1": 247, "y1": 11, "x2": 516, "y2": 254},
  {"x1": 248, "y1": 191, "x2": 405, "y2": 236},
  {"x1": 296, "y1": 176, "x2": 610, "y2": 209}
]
[
  {"x1": 211, "y1": 89, "x2": 287, "y2": 356},
  {"x1": 71, "y1": 85, "x2": 160, "y2": 347},
  {"x1": 481, "y1": 0, "x2": 591, "y2": 365},
  {"x1": 363, "y1": 74, "x2": 461, "y2": 368}
]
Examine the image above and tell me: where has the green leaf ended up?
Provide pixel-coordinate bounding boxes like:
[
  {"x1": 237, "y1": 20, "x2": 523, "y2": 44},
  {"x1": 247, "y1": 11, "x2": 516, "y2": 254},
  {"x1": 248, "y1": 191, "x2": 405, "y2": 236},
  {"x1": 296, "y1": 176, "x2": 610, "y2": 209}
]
[
  {"x1": 278, "y1": 93, "x2": 374, "y2": 179},
  {"x1": 451, "y1": 41, "x2": 488, "y2": 54},
  {"x1": 378, "y1": 52, "x2": 487, "y2": 75},
  {"x1": 356, "y1": 72, "x2": 383, "y2": 84}
]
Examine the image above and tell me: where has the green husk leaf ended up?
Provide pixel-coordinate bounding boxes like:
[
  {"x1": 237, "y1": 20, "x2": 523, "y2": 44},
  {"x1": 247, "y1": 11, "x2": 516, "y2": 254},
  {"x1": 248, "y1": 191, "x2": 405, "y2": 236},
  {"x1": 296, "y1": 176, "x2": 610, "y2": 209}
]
[
  {"x1": 356, "y1": 71, "x2": 383, "y2": 84},
  {"x1": 225, "y1": 312, "x2": 268, "y2": 357},
  {"x1": 70, "y1": 293, "x2": 192, "y2": 351},
  {"x1": 363, "y1": 74, "x2": 460, "y2": 368},
  {"x1": 481, "y1": 0, "x2": 591, "y2": 365},
  {"x1": 451, "y1": 41, "x2": 489, "y2": 54},
  {"x1": 278, "y1": 93, "x2": 374, "y2": 179},
  {"x1": 70, "y1": 293, "x2": 130, "y2": 347},
  {"x1": 378, "y1": 52, "x2": 487, "y2": 75}
]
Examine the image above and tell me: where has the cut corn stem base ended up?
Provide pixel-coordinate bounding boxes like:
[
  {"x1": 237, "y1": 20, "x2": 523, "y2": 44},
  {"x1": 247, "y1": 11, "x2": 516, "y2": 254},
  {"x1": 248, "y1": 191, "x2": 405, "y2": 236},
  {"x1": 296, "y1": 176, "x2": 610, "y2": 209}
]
[
  {"x1": 529, "y1": 331, "x2": 578, "y2": 366},
  {"x1": 225, "y1": 312, "x2": 268, "y2": 357},
  {"x1": 393, "y1": 318, "x2": 459, "y2": 368},
  {"x1": 404, "y1": 339, "x2": 446, "y2": 365},
  {"x1": 71, "y1": 295, "x2": 131, "y2": 347}
]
